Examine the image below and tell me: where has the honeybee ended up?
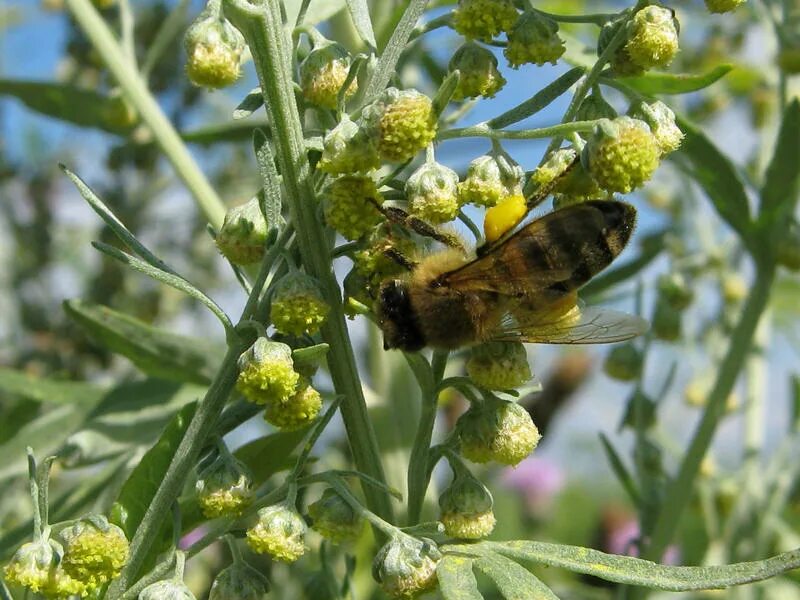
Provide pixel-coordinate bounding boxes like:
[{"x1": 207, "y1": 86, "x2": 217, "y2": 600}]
[{"x1": 376, "y1": 200, "x2": 648, "y2": 351}]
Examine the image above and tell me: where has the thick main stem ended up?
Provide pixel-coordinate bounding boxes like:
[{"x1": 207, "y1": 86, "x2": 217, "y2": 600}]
[{"x1": 223, "y1": 0, "x2": 393, "y2": 522}]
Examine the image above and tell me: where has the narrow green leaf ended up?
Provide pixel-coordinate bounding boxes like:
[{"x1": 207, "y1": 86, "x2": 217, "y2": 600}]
[
  {"x1": 253, "y1": 129, "x2": 285, "y2": 230},
  {"x1": 345, "y1": 0, "x2": 376, "y2": 49},
  {"x1": 234, "y1": 429, "x2": 310, "y2": 482},
  {"x1": 233, "y1": 88, "x2": 264, "y2": 119},
  {"x1": 180, "y1": 119, "x2": 272, "y2": 144},
  {"x1": 0, "y1": 367, "x2": 105, "y2": 406},
  {"x1": 759, "y1": 98, "x2": 800, "y2": 227},
  {"x1": 451, "y1": 540, "x2": 800, "y2": 591},
  {"x1": 474, "y1": 552, "x2": 559, "y2": 600},
  {"x1": 64, "y1": 299, "x2": 224, "y2": 385},
  {"x1": 618, "y1": 64, "x2": 733, "y2": 95},
  {"x1": 599, "y1": 433, "x2": 641, "y2": 507},
  {"x1": 0, "y1": 79, "x2": 135, "y2": 135},
  {"x1": 437, "y1": 556, "x2": 482, "y2": 600},
  {"x1": 488, "y1": 67, "x2": 584, "y2": 129}
]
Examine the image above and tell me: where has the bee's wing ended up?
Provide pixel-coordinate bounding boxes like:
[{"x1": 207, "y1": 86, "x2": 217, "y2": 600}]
[
  {"x1": 442, "y1": 201, "x2": 636, "y2": 299},
  {"x1": 491, "y1": 305, "x2": 649, "y2": 345}
]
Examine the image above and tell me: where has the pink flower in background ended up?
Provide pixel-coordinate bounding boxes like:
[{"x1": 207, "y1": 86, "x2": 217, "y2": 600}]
[
  {"x1": 500, "y1": 457, "x2": 565, "y2": 514},
  {"x1": 179, "y1": 526, "x2": 208, "y2": 550},
  {"x1": 604, "y1": 511, "x2": 680, "y2": 565}
]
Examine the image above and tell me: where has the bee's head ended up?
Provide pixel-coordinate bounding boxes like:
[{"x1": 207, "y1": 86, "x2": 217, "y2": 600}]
[{"x1": 376, "y1": 280, "x2": 426, "y2": 351}]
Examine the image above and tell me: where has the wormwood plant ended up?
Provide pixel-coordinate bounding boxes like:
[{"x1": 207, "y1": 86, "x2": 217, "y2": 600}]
[{"x1": 2, "y1": 0, "x2": 800, "y2": 598}]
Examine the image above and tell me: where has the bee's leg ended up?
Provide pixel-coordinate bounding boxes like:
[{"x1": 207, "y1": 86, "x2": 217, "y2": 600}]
[
  {"x1": 371, "y1": 201, "x2": 466, "y2": 252},
  {"x1": 382, "y1": 246, "x2": 417, "y2": 271}
]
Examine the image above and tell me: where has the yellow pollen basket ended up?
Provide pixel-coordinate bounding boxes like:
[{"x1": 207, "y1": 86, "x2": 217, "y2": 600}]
[{"x1": 483, "y1": 193, "x2": 527, "y2": 243}]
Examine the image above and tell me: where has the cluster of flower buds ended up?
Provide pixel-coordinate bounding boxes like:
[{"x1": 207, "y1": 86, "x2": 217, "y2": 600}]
[
  {"x1": 269, "y1": 271, "x2": 330, "y2": 337},
  {"x1": 601, "y1": 5, "x2": 679, "y2": 76},
  {"x1": 705, "y1": 0, "x2": 747, "y2": 13},
  {"x1": 184, "y1": 0, "x2": 245, "y2": 89},
  {"x1": 246, "y1": 503, "x2": 308, "y2": 562},
  {"x1": 300, "y1": 37, "x2": 358, "y2": 109},
  {"x1": 466, "y1": 341, "x2": 532, "y2": 390},
  {"x1": 216, "y1": 197, "x2": 269, "y2": 266},
  {"x1": 372, "y1": 535, "x2": 441, "y2": 598},
  {"x1": 208, "y1": 559, "x2": 269, "y2": 600},
  {"x1": 439, "y1": 459, "x2": 496, "y2": 539},
  {"x1": 457, "y1": 397, "x2": 541, "y2": 466},
  {"x1": 196, "y1": 448, "x2": 254, "y2": 519},
  {"x1": 307, "y1": 488, "x2": 366, "y2": 544}
]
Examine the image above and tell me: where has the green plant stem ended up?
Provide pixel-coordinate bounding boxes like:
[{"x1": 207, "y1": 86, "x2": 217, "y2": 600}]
[
  {"x1": 438, "y1": 120, "x2": 597, "y2": 141},
  {"x1": 641, "y1": 264, "x2": 775, "y2": 564},
  {"x1": 64, "y1": 0, "x2": 227, "y2": 228},
  {"x1": 223, "y1": 0, "x2": 393, "y2": 523}
]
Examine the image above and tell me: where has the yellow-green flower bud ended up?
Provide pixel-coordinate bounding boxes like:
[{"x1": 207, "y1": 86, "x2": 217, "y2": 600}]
[
  {"x1": 603, "y1": 343, "x2": 643, "y2": 381},
  {"x1": 598, "y1": 18, "x2": 643, "y2": 76},
  {"x1": 362, "y1": 88, "x2": 438, "y2": 163},
  {"x1": 58, "y1": 515, "x2": 129, "y2": 591},
  {"x1": 630, "y1": 100, "x2": 684, "y2": 155},
  {"x1": 458, "y1": 153, "x2": 524, "y2": 208},
  {"x1": 236, "y1": 338, "x2": 300, "y2": 405},
  {"x1": 196, "y1": 457, "x2": 254, "y2": 519},
  {"x1": 529, "y1": 148, "x2": 577, "y2": 191},
  {"x1": 209, "y1": 561, "x2": 269, "y2": 600},
  {"x1": 246, "y1": 504, "x2": 307, "y2": 562},
  {"x1": 270, "y1": 272, "x2": 330, "y2": 336},
  {"x1": 216, "y1": 197, "x2": 269, "y2": 266},
  {"x1": 466, "y1": 341, "x2": 531, "y2": 390},
  {"x1": 584, "y1": 117, "x2": 660, "y2": 194},
  {"x1": 657, "y1": 272, "x2": 693, "y2": 310},
  {"x1": 352, "y1": 227, "x2": 416, "y2": 295},
  {"x1": 318, "y1": 114, "x2": 380, "y2": 175},
  {"x1": 263, "y1": 379, "x2": 322, "y2": 431},
  {"x1": 323, "y1": 175, "x2": 384, "y2": 240},
  {"x1": 439, "y1": 468, "x2": 495, "y2": 539},
  {"x1": 652, "y1": 297, "x2": 682, "y2": 342},
  {"x1": 458, "y1": 399, "x2": 541, "y2": 466},
  {"x1": 308, "y1": 488, "x2": 365, "y2": 544},
  {"x1": 300, "y1": 41, "x2": 358, "y2": 109},
  {"x1": 406, "y1": 161, "x2": 461, "y2": 224},
  {"x1": 721, "y1": 273, "x2": 747, "y2": 304},
  {"x1": 452, "y1": 0, "x2": 517, "y2": 41},
  {"x1": 3, "y1": 538, "x2": 61, "y2": 595},
  {"x1": 184, "y1": 2, "x2": 244, "y2": 89},
  {"x1": 139, "y1": 579, "x2": 197, "y2": 600},
  {"x1": 705, "y1": 0, "x2": 746, "y2": 13},
  {"x1": 372, "y1": 536, "x2": 441, "y2": 599},
  {"x1": 624, "y1": 6, "x2": 680, "y2": 70},
  {"x1": 505, "y1": 11, "x2": 566, "y2": 68},
  {"x1": 449, "y1": 42, "x2": 506, "y2": 100}
]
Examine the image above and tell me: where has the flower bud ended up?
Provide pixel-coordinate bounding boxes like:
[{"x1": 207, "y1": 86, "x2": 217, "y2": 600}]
[
  {"x1": 3, "y1": 538, "x2": 62, "y2": 596},
  {"x1": 307, "y1": 488, "x2": 365, "y2": 544},
  {"x1": 449, "y1": 42, "x2": 506, "y2": 100},
  {"x1": 576, "y1": 93, "x2": 618, "y2": 122},
  {"x1": 318, "y1": 114, "x2": 380, "y2": 175},
  {"x1": 529, "y1": 148, "x2": 577, "y2": 191},
  {"x1": 196, "y1": 456, "x2": 254, "y2": 519},
  {"x1": 216, "y1": 197, "x2": 269, "y2": 266},
  {"x1": 458, "y1": 399, "x2": 541, "y2": 466},
  {"x1": 629, "y1": 100, "x2": 684, "y2": 155},
  {"x1": 603, "y1": 343, "x2": 643, "y2": 381},
  {"x1": 263, "y1": 379, "x2": 322, "y2": 431},
  {"x1": 300, "y1": 41, "x2": 358, "y2": 109},
  {"x1": 439, "y1": 468, "x2": 496, "y2": 539},
  {"x1": 504, "y1": 11, "x2": 566, "y2": 68},
  {"x1": 583, "y1": 117, "x2": 660, "y2": 194},
  {"x1": 324, "y1": 175, "x2": 384, "y2": 241},
  {"x1": 598, "y1": 18, "x2": 644, "y2": 76},
  {"x1": 184, "y1": 3, "x2": 245, "y2": 89},
  {"x1": 657, "y1": 272, "x2": 693, "y2": 310},
  {"x1": 721, "y1": 273, "x2": 747, "y2": 304},
  {"x1": 209, "y1": 561, "x2": 269, "y2": 600},
  {"x1": 139, "y1": 579, "x2": 197, "y2": 600},
  {"x1": 466, "y1": 341, "x2": 531, "y2": 390},
  {"x1": 705, "y1": 0, "x2": 746, "y2": 13},
  {"x1": 362, "y1": 88, "x2": 438, "y2": 163},
  {"x1": 624, "y1": 6, "x2": 680, "y2": 70},
  {"x1": 451, "y1": 0, "x2": 518, "y2": 42},
  {"x1": 236, "y1": 338, "x2": 300, "y2": 405},
  {"x1": 246, "y1": 504, "x2": 307, "y2": 562},
  {"x1": 458, "y1": 153, "x2": 524, "y2": 208},
  {"x1": 406, "y1": 161, "x2": 461, "y2": 224},
  {"x1": 270, "y1": 272, "x2": 330, "y2": 336},
  {"x1": 483, "y1": 192, "x2": 527, "y2": 243},
  {"x1": 372, "y1": 536, "x2": 441, "y2": 599},
  {"x1": 57, "y1": 515, "x2": 129, "y2": 591},
  {"x1": 652, "y1": 298, "x2": 682, "y2": 342}
]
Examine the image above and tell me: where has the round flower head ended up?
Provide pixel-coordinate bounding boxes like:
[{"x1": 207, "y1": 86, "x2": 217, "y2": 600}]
[
  {"x1": 598, "y1": 18, "x2": 644, "y2": 76},
  {"x1": 624, "y1": 5, "x2": 680, "y2": 70},
  {"x1": 184, "y1": 2, "x2": 245, "y2": 89},
  {"x1": 139, "y1": 579, "x2": 197, "y2": 600},
  {"x1": 449, "y1": 42, "x2": 506, "y2": 100},
  {"x1": 576, "y1": 93, "x2": 617, "y2": 123},
  {"x1": 246, "y1": 504, "x2": 307, "y2": 562},
  {"x1": 209, "y1": 561, "x2": 269, "y2": 600},
  {"x1": 323, "y1": 175, "x2": 384, "y2": 240},
  {"x1": 372, "y1": 536, "x2": 441, "y2": 599},
  {"x1": 458, "y1": 399, "x2": 541, "y2": 466},
  {"x1": 721, "y1": 273, "x2": 747, "y2": 304},
  {"x1": 705, "y1": 0, "x2": 746, "y2": 13},
  {"x1": 3, "y1": 537, "x2": 61, "y2": 595},
  {"x1": 196, "y1": 456, "x2": 254, "y2": 519},
  {"x1": 466, "y1": 341, "x2": 531, "y2": 390},
  {"x1": 263, "y1": 379, "x2": 322, "y2": 431},
  {"x1": 362, "y1": 88, "x2": 437, "y2": 163},
  {"x1": 308, "y1": 488, "x2": 365, "y2": 544},
  {"x1": 629, "y1": 100, "x2": 684, "y2": 155},
  {"x1": 657, "y1": 272, "x2": 693, "y2": 310},
  {"x1": 270, "y1": 271, "x2": 330, "y2": 336},
  {"x1": 439, "y1": 467, "x2": 496, "y2": 539},
  {"x1": 318, "y1": 114, "x2": 380, "y2": 175},
  {"x1": 583, "y1": 117, "x2": 660, "y2": 194},
  {"x1": 405, "y1": 161, "x2": 461, "y2": 224},
  {"x1": 603, "y1": 343, "x2": 643, "y2": 381},
  {"x1": 529, "y1": 148, "x2": 577, "y2": 192},
  {"x1": 58, "y1": 515, "x2": 129, "y2": 591},
  {"x1": 458, "y1": 153, "x2": 524, "y2": 208},
  {"x1": 505, "y1": 11, "x2": 566, "y2": 68},
  {"x1": 451, "y1": 0, "x2": 518, "y2": 42},
  {"x1": 652, "y1": 297, "x2": 682, "y2": 342},
  {"x1": 236, "y1": 338, "x2": 300, "y2": 405},
  {"x1": 300, "y1": 41, "x2": 358, "y2": 109},
  {"x1": 216, "y1": 197, "x2": 269, "y2": 266}
]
